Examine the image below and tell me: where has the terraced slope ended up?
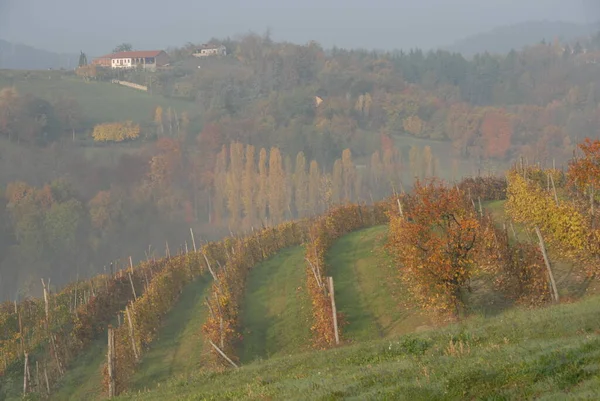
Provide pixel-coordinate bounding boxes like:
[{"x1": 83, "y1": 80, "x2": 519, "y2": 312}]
[
  {"x1": 117, "y1": 294, "x2": 600, "y2": 400},
  {"x1": 239, "y1": 246, "x2": 312, "y2": 363},
  {"x1": 327, "y1": 225, "x2": 432, "y2": 342}
]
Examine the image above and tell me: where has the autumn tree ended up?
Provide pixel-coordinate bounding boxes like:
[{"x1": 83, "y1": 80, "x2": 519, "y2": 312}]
[
  {"x1": 92, "y1": 121, "x2": 140, "y2": 142},
  {"x1": 308, "y1": 160, "x2": 321, "y2": 214},
  {"x1": 294, "y1": 151, "x2": 308, "y2": 217},
  {"x1": 212, "y1": 145, "x2": 228, "y2": 224},
  {"x1": 422, "y1": 145, "x2": 434, "y2": 177},
  {"x1": 331, "y1": 159, "x2": 342, "y2": 205},
  {"x1": 226, "y1": 142, "x2": 244, "y2": 228},
  {"x1": 341, "y1": 148, "x2": 356, "y2": 202},
  {"x1": 409, "y1": 145, "x2": 421, "y2": 179},
  {"x1": 257, "y1": 148, "x2": 269, "y2": 224},
  {"x1": 387, "y1": 179, "x2": 482, "y2": 317},
  {"x1": 242, "y1": 144, "x2": 257, "y2": 229},
  {"x1": 480, "y1": 108, "x2": 513, "y2": 159},
  {"x1": 568, "y1": 138, "x2": 600, "y2": 193},
  {"x1": 369, "y1": 150, "x2": 384, "y2": 198},
  {"x1": 268, "y1": 147, "x2": 286, "y2": 224}
]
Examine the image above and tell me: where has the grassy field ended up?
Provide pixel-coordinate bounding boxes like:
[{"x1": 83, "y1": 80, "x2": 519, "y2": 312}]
[
  {"x1": 239, "y1": 246, "x2": 313, "y2": 364},
  {"x1": 327, "y1": 226, "x2": 432, "y2": 342},
  {"x1": 115, "y1": 294, "x2": 600, "y2": 400},
  {"x1": 0, "y1": 70, "x2": 198, "y2": 126},
  {"x1": 127, "y1": 276, "x2": 213, "y2": 393}
]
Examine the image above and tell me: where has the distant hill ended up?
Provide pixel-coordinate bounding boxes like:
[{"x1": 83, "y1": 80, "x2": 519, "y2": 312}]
[
  {"x1": 443, "y1": 20, "x2": 600, "y2": 57},
  {"x1": 0, "y1": 39, "x2": 79, "y2": 70}
]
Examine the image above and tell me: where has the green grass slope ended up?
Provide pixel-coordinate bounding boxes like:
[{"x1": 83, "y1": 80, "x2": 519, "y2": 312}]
[
  {"x1": 128, "y1": 276, "x2": 213, "y2": 392},
  {"x1": 116, "y1": 294, "x2": 600, "y2": 400},
  {"x1": 239, "y1": 246, "x2": 312, "y2": 363},
  {"x1": 50, "y1": 337, "x2": 107, "y2": 401},
  {"x1": 49, "y1": 276, "x2": 213, "y2": 400},
  {"x1": 0, "y1": 71, "x2": 197, "y2": 126},
  {"x1": 328, "y1": 225, "x2": 431, "y2": 342}
]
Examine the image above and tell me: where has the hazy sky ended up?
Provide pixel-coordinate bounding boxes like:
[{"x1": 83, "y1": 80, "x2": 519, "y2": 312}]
[{"x1": 0, "y1": 0, "x2": 598, "y2": 56}]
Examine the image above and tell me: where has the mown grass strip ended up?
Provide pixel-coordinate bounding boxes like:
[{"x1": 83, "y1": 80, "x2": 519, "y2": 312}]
[
  {"x1": 327, "y1": 225, "x2": 431, "y2": 341},
  {"x1": 239, "y1": 246, "x2": 312, "y2": 364}
]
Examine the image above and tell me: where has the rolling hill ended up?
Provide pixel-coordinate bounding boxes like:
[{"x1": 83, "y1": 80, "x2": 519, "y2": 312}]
[
  {"x1": 0, "y1": 69, "x2": 199, "y2": 128},
  {"x1": 443, "y1": 20, "x2": 600, "y2": 57},
  {"x1": 0, "y1": 39, "x2": 78, "y2": 70}
]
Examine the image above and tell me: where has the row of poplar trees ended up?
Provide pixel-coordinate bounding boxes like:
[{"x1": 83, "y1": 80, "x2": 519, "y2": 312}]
[{"x1": 211, "y1": 141, "x2": 412, "y2": 230}]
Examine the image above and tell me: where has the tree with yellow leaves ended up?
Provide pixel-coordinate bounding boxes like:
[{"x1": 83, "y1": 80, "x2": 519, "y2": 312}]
[
  {"x1": 91, "y1": 121, "x2": 140, "y2": 142},
  {"x1": 226, "y1": 142, "x2": 244, "y2": 228},
  {"x1": 308, "y1": 160, "x2": 321, "y2": 215},
  {"x1": 268, "y1": 147, "x2": 286, "y2": 225},
  {"x1": 294, "y1": 151, "x2": 308, "y2": 217},
  {"x1": 341, "y1": 148, "x2": 356, "y2": 202},
  {"x1": 257, "y1": 148, "x2": 269, "y2": 225},
  {"x1": 242, "y1": 144, "x2": 257, "y2": 229}
]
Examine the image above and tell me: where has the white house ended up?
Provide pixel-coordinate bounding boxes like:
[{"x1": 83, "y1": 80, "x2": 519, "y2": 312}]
[
  {"x1": 92, "y1": 50, "x2": 169, "y2": 71},
  {"x1": 193, "y1": 44, "x2": 227, "y2": 58}
]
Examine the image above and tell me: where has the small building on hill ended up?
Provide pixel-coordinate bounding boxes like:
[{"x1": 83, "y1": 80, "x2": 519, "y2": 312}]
[
  {"x1": 91, "y1": 50, "x2": 169, "y2": 71},
  {"x1": 193, "y1": 44, "x2": 227, "y2": 57}
]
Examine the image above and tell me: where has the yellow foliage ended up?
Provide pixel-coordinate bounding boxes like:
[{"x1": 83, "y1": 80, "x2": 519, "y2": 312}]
[{"x1": 92, "y1": 121, "x2": 141, "y2": 142}]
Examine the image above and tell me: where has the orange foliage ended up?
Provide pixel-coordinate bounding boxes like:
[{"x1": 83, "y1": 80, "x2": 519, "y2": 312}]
[{"x1": 480, "y1": 109, "x2": 513, "y2": 159}]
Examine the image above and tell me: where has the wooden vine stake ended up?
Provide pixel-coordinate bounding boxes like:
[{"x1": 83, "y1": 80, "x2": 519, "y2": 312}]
[
  {"x1": 125, "y1": 305, "x2": 139, "y2": 362},
  {"x1": 190, "y1": 227, "x2": 197, "y2": 252},
  {"x1": 107, "y1": 326, "x2": 116, "y2": 398},
  {"x1": 23, "y1": 352, "x2": 29, "y2": 395},
  {"x1": 328, "y1": 276, "x2": 340, "y2": 345},
  {"x1": 535, "y1": 226, "x2": 560, "y2": 303},
  {"x1": 209, "y1": 340, "x2": 239, "y2": 369},
  {"x1": 128, "y1": 272, "x2": 137, "y2": 301}
]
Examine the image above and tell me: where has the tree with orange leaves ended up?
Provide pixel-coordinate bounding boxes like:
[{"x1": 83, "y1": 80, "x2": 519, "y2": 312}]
[
  {"x1": 480, "y1": 108, "x2": 513, "y2": 159},
  {"x1": 387, "y1": 179, "x2": 481, "y2": 317},
  {"x1": 567, "y1": 138, "x2": 600, "y2": 193}
]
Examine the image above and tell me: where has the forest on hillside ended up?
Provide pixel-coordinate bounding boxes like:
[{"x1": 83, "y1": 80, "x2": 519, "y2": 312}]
[{"x1": 2, "y1": 31, "x2": 600, "y2": 298}]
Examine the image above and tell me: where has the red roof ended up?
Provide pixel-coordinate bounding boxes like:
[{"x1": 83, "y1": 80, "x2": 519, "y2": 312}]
[{"x1": 99, "y1": 50, "x2": 165, "y2": 59}]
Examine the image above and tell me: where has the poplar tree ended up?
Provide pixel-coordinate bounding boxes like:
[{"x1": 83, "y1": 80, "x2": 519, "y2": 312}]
[
  {"x1": 423, "y1": 145, "x2": 434, "y2": 178},
  {"x1": 332, "y1": 159, "x2": 343, "y2": 205},
  {"x1": 226, "y1": 142, "x2": 244, "y2": 229},
  {"x1": 242, "y1": 144, "x2": 256, "y2": 229},
  {"x1": 268, "y1": 147, "x2": 286, "y2": 225},
  {"x1": 308, "y1": 160, "x2": 321, "y2": 215},
  {"x1": 213, "y1": 145, "x2": 228, "y2": 224},
  {"x1": 257, "y1": 148, "x2": 268, "y2": 225},
  {"x1": 294, "y1": 151, "x2": 308, "y2": 218},
  {"x1": 341, "y1": 148, "x2": 356, "y2": 202},
  {"x1": 370, "y1": 150, "x2": 384, "y2": 198}
]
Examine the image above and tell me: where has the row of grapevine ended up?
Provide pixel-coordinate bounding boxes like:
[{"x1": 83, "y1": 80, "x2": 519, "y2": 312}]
[
  {"x1": 202, "y1": 221, "x2": 308, "y2": 369},
  {"x1": 305, "y1": 203, "x2": 389, "y2": 348},
  {"x1": 103, "y1": 242, "x2": 232, "y2": 394},
  {"x1": 457, "y1": 175, "x2": 507, "y2": 201},
  {"x1": 505, "y1": 167, "x2": 599, "y2": 276},
  {"x1": 1, "y1": 258, "x2": 169, "y2": 397}
]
